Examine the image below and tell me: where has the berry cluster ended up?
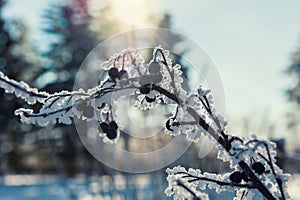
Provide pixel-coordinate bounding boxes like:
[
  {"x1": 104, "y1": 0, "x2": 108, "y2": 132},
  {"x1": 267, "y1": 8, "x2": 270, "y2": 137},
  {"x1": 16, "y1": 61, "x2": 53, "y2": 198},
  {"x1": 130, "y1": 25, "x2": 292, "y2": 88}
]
[
  {"x1": 229, "y1": 171, "x2": 248, "y2": 183},
  {"x1": 229, "y1": 161, "x2": 266, "y2": 183},
  {"x1": 98, "y1": 121, "x2": 119, "y2": 140},
  {"x1": 251, "y1": 161, "x2": 265, "y2": 175},
  {"x1": 108, "y1": 67, "x2": 128, "y2": 81}
]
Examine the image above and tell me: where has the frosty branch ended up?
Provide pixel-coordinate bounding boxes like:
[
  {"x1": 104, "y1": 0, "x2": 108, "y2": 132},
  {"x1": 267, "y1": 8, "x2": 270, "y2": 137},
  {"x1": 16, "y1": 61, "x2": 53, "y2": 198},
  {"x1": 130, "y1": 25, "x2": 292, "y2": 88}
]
[{"x1": 0, "y1": 47, "x2": 290, "y2": 199}]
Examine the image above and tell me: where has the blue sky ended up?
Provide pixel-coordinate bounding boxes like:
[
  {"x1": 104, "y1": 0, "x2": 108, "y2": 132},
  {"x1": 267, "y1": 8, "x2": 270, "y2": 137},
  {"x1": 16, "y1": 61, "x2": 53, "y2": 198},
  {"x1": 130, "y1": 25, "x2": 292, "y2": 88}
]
[{"x1": 3, "y1": 0, "x2": 300, "y2": 141}]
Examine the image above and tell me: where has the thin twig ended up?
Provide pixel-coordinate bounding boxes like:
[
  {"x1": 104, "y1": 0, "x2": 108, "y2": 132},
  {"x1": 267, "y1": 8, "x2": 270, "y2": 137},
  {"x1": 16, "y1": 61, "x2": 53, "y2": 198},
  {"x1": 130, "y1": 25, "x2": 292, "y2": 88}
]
[
  {"x1": 177, "y1": 172, "x2": 255, "y2": 189},
  {"x1": 176, "y1": 180, "x2": 201, "y2": 200}
]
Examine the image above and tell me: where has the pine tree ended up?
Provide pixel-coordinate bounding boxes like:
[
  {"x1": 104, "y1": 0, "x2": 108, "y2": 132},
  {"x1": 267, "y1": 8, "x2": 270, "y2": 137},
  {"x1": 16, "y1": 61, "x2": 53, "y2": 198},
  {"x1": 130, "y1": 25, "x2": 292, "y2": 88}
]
[
  {"x1": 41, "y1": 0, "x2": 96, "y2": 92},
  {"x1": 0, "y1": 0, "x2": 42, "y2": 173},
  {"x1": 286, "y1": 45, "x2": 300, "y2": 133}
]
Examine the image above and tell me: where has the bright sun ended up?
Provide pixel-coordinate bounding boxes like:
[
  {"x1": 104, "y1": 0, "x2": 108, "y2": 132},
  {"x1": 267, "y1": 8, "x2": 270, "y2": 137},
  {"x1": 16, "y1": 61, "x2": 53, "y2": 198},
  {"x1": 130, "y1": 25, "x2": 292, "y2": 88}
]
[{"x1": 111, "y1": 0, "x2": 154, "y2": 27}]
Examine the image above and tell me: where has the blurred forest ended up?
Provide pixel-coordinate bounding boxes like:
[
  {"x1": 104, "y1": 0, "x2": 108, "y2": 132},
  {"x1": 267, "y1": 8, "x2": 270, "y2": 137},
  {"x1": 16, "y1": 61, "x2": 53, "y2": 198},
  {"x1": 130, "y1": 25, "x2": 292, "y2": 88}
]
[
  {"x1": 0, "y1": 0, "x2": 222, "y2": 177},
  {"x1": 0, "y1": 1, "x2": 300, "y2": 198},
  {"x1": 286, "y1": 44, "x2": 300, "y2": 138}
]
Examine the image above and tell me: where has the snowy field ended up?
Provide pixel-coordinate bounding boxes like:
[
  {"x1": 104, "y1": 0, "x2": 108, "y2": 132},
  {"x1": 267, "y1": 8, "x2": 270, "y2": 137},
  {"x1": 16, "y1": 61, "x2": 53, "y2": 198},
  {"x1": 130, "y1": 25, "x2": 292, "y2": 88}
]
[{"x1": 0, "y1": 174, "x2": 299, "y2": 200}]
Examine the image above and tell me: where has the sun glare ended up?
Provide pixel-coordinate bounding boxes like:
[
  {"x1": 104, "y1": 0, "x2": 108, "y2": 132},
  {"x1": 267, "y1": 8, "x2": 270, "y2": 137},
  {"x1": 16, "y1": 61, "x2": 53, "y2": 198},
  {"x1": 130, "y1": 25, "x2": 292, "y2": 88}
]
[{"x1": 111, "y1": 0, "x2": 154, "y2": 27}]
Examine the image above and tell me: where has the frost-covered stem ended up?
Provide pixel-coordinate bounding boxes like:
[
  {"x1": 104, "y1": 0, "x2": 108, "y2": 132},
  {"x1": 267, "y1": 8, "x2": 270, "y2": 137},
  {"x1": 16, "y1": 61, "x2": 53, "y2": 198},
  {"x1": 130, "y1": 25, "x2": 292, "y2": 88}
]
[
  {"x1": 152, "y1": 83, "x2": 277, "y2": 199},
  {"x1": 0, "y1": 74, "x2": 48, "y2": 99},
  {"x1": 0, "y1": 71, "x2": 49, "y2": 104},
  {"x1": 154, "y1": 48, "x2": 177, "y2": 92},
  {"x1": 186, "y1": 107, "x2": 219, "y2": 141},
  {"x1": 128, "y1": 51, "x2": 142, "y2": 76},
  {"x1": 258, "y1": 142, "x2": 286, "y2": 200},
  {"x1": 152, "y1": 84, "x2": 181, "y2": 104},
  {"x1": 176, "y1": 180, "x2": 201, "y2": 200},
  {"x1": 176, "y1": 172, "x2": 255, "y2": 189},
  {"x1": 23, "y1": 84, "x2": 137, "y2": 118},
  {"x1": 239, "y1": 161, "x2": 275, "y2": 200},
  {"x1": 247, "y1": 140, "x2": 286, "y2": 199},
  {"x1": 198, "y1": 95, "x2": 228, "y2": 140}
]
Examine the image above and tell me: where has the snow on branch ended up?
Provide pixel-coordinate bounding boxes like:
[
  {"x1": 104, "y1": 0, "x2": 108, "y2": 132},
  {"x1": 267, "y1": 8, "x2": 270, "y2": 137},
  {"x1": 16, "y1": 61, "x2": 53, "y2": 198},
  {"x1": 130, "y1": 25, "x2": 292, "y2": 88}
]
[
  {"x1": 0, "y1": 71, "x2": 49, "y2": 104},
  {"x1": 0, "y1": 46, "x2": 291, "y2": 199}
]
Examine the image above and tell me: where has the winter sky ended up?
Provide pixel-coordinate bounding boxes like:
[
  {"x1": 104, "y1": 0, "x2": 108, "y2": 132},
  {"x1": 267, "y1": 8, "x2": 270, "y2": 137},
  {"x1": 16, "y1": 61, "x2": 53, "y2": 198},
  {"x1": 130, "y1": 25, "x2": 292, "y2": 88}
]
[{"x1": 3, "y1": 0, "x2": 300, "y2": 141}]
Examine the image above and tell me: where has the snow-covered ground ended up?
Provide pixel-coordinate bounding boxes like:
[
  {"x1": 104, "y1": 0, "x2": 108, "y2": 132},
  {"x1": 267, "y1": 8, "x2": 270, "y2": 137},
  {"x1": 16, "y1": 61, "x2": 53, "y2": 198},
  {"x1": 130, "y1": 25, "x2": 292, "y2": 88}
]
[
  {"x1": 0, "y1": 174, "x2": 299, "y2": 200},
  {"x1": 0, "y1": 174, "x2": 166, "y2": 200}
]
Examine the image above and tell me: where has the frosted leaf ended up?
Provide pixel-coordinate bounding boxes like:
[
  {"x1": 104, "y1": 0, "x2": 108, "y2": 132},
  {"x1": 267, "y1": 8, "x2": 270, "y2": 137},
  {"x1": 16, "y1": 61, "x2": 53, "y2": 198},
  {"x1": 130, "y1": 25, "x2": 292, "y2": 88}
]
[
  {"x1": 12, "y1": 86, "x2": 101, "y2": 125},
  {"x1": 166, "y1": 166, "x2": 239, "y2": 199},
  {"x1": 165, "y1": 166, "x2": 209, "y2": 200},
  {"x1": 185, "y1": 127, "x2": 201, "y2": 142},
  {"x1": 58, "y1": 115, "x2": 72, "y2": 125},
  {"x1": 15, "y1": 108, "x2": 35, "y2": 124},
  {"x1": 37, "y1": 116, "x2": 50, "y2": 126}
]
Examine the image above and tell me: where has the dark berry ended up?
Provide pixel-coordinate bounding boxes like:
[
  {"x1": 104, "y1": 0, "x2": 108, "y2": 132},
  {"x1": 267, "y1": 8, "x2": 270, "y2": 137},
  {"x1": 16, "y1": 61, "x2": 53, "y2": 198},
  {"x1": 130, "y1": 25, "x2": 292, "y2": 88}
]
[
  {"x1": 229, "y1": 171, "x2": 242, "y2": 183},
  {"x1": 145, "y1": 96, "x2": 156, "y2": 102},
  {"x1": 118, "y1": 70, "x2": 128, "y2": 79},
  {"x1": 224, "y1": 141, "x2": 232, "y2": 151},
  {"x1": 138, "y1": 75, "x2": 151, "y2": 85},
  {"x1": 76, "y1": 101, "x2": 87, "y2": 111},
  {"x1": 241, "y1": 171, "x2": 249, "y2": 182},
  {"x1": 148, "y1": 61, "x2": 161, "y2": 74},
  {"x1": 150, "y1": 73, "x2": 163, "y2": 83},
  {"x1": 83, "y1": 106, "x2": 94, "y2": 118},
  {"x1": 139, "y1": 84, "x2": 151, "y2": 94},
  {"x1": 109, "y1": 120, "x2": 118, "y2": 130},
  {"x1": 106, "y1": 127, "x2": 117, "y2": 140},
  {"x1": 108, "y1": 68, "x2": 119, "y2": 80},
  {"x1": 99, "y1": 122, "x2": 109, "y2": 133},
  {"x1": 252, "y1": 162, "x2": 265, "y2": 175}
]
